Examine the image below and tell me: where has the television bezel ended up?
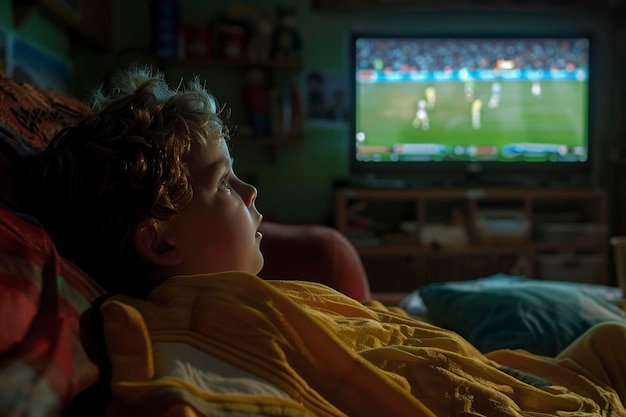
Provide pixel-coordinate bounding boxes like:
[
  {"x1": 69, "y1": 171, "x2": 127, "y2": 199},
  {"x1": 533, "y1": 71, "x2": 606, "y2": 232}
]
[{"x1": 348, "y1": 32, "x2": 595, "y2": 185}]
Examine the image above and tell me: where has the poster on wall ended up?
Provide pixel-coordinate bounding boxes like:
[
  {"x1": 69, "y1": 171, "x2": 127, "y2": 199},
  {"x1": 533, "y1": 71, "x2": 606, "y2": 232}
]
[
  {"x1": 305, "y1": 69, "x2": 350, "y2": 127},
  {"x1": 9, "y1": 34, "x2": 72, "y2": 94}
]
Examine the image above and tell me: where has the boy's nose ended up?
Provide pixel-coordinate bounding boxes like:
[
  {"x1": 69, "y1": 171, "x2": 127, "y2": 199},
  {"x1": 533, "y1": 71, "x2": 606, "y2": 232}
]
[{"x1": 240, "y1": 181, "x2": 257, "y2": 207}]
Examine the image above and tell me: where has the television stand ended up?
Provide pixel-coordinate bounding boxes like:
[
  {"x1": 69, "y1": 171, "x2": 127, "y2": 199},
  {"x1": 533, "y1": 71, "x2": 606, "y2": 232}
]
[
  {"x1": 334, "y1": 186, "x2": 610, "y2": 297},
  {"x1": 345, "y1": 172, "x2": 594, "y2": 190}
]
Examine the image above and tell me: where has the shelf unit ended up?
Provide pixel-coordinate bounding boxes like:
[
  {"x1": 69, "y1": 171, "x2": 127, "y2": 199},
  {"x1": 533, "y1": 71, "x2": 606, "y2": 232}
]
[
  {"x1": 335, "y1": 187, "x2": 610, "y2": 296},
  {"x1": 160, "y1": 58, "x2": 303, "y2": 71},
  {"x1": 159, "y1": 58, "x2": 304, "y2": 149}
]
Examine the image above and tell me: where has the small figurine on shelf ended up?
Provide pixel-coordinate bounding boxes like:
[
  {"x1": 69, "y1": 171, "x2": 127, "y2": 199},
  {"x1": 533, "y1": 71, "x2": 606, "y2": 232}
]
[
  {"x1": 269, "y1": 6, "x2": 301, "y2": 63},
  {"x1": 242, "y1": 67, "x2": 271, "y2": 137}
]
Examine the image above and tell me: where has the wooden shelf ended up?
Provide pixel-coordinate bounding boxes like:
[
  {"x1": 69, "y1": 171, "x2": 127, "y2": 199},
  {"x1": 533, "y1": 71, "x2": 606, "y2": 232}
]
[
  {"x1": 533, "y1": 242, "x2": 606, "y2": 251},
  {"x1": 160, "y1": 58, "x2": 303, "y2": 71},
  {"x1": 339, "y1": 187, "x2": 607, "y2": 201},
  {"x1": 161, "y1": 56, "x2": 304, "y2": 156},
  {"x1": 355, "y1": 242, "x2": 606, "y2": 257},
  {"x1": 335, "y1": 187, "x2": 610, "y2": 292},
  {"x1": 311, "y1": 0, "x2": 624, "y2": 14},
  {"x1": 355, "y1": 244, "x2": 530, "y2": 257}
]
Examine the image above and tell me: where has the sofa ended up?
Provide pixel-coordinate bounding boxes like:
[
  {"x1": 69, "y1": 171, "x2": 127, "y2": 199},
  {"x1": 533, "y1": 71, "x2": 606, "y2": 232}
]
[{"x1": 258, "y1": 222, "x2": 370, "y2": 301}]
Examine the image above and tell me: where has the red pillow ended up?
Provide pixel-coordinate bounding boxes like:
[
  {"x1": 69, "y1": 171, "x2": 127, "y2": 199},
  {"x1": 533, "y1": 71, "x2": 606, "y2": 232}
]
[{"x1": 0, "y1": 203, "x2": 107, "y2": 416}]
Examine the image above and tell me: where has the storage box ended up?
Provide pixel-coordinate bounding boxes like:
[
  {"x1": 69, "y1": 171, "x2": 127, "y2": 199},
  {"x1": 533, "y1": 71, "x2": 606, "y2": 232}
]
[
  {"x1": 535, "y1": 223, "x2": 606, "y2": 243},
  {"x1": 535, "y1": 253, "x2": 602, "y2": 284},
  {"x1": 420, "y1": 224, "x2": 468, "y2": 247},
  {"x1": 475, "y1": 209, "x2": 529, "y2": 245}
]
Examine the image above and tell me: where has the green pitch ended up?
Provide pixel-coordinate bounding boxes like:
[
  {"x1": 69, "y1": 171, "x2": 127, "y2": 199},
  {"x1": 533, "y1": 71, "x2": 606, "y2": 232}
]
[{"x1": 356, "y1": 80, "x2": 587, "y2": 150}]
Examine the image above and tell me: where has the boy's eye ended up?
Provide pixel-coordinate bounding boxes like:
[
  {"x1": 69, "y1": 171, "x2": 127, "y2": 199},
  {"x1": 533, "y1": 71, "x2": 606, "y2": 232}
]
[{"x1": 219, "y1": 178, "x2": 231, "y2": 191}]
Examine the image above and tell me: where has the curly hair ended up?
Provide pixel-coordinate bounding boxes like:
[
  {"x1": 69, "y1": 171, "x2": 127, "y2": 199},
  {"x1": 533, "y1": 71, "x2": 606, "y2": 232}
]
[{"x1": 35, "y1": 66, "x2": 229, "y2": 295}]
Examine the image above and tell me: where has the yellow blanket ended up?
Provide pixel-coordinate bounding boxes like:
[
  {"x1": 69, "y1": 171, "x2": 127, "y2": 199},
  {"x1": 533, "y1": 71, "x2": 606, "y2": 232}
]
[{"x1": 101, "y1": 272, "x2": 626, "y2": 416}]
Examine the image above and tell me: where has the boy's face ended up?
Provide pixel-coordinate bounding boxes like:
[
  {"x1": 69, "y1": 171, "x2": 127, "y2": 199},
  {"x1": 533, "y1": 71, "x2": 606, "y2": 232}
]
[{"x1": 163, "y1": 138, "x2": 264, "y2": 277}]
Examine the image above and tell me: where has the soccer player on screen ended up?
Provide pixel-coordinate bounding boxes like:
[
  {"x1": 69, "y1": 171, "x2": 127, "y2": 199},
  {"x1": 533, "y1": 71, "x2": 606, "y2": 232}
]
[
  {"x1": 425, "y1": 86, "x2": 436, "y2": 110},
  {"x1": 531, "y1": 81, "x2": 542, "y2": 99},
  {"x1": 464, "y1": 79, "x2": 475, "y2": 101},
  {"x1": 488, "y1": 82, "x2": 501, "y2": 109},
  {"x1": 412, "y1": 99, "x2": 430, "y2": 130},
  {"x1": 471, "y1": 98, "x2": 483, "y2": 129}
]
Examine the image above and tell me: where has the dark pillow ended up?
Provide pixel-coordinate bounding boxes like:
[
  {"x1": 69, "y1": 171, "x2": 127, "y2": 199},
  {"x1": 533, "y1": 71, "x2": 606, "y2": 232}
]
[
  {"x1": 0, "y1": 74, "x2": 87, "y2": 210},
  {"x1": 409, "y1": 274, "x2": 626, "y2": 356},
  {"x1": 0, "y1": 73, "x2": 86, "y2": 151}
]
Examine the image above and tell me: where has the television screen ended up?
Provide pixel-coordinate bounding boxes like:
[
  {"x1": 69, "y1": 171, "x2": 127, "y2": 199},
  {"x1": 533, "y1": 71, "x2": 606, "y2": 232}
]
[{"x1": 350, "y1": 34, "x2": 592, "y2": 183}]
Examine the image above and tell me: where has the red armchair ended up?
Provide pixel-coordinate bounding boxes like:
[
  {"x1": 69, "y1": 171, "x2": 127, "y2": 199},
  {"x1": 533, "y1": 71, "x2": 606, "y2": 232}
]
[{"x1": 258, "y1": 222, "x2": 371, "y2": 302}]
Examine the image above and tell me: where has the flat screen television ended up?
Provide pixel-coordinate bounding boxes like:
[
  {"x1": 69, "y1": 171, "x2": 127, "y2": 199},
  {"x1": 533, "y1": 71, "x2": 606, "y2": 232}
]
[{"x1": 349, "y1": 33, "x2": 593, "y2": 187}]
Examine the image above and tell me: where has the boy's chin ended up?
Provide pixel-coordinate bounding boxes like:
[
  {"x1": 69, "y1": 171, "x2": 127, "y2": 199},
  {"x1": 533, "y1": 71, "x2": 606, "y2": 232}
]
[{"x1": 254, "y1": 256, "x2": 265, "y2": 276}]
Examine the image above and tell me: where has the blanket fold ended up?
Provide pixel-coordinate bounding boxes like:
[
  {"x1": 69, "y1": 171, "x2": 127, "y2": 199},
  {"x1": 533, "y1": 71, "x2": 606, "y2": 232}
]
[{"x1": 101, "y1": 272, "x2": 626, "y2": 417}]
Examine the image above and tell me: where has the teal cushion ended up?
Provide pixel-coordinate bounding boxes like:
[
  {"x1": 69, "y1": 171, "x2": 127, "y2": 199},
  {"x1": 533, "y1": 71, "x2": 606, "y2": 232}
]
[{"x1": 414, "y1": 274, "x2": 626, "y2": 356}]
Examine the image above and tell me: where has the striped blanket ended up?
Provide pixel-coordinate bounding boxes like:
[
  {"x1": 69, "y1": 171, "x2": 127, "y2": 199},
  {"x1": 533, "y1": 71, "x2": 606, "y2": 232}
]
[
  {"x1": 0, "y1": 202, "x2": 106, "y2": 417},
  {"x1": 102, "y1": 272, "x2": 626, "y2": 417}
]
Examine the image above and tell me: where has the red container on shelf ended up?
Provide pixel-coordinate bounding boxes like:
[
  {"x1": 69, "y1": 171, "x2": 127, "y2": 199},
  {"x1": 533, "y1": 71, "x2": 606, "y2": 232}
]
[
  {"x1": 220, "y1": 24, "x2": 245, "y2": 61},
  {"x1": 185, "y1": 26, "x2": 212, "y2": 61}
]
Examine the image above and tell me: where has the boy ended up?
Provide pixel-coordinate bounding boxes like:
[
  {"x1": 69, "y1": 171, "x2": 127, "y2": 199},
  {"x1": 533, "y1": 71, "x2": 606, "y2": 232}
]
[
  {"x1": 35, "y1": 66, "x2": 626, "y2": 416},
  {"x1": 36, "y1": 66, "x2": 263, "y2": 297}
]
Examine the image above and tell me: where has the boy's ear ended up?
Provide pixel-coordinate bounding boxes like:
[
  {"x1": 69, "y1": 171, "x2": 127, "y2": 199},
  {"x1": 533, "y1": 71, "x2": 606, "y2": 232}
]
[{"x1": 133, "y1": 220, "x2": 183, "y2": 266}]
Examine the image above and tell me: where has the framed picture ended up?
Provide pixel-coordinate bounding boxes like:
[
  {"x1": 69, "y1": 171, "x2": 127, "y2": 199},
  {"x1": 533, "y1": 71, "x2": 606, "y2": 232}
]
[{"x1": 305, "y1": 69, "x2": 350, "y2": 127}]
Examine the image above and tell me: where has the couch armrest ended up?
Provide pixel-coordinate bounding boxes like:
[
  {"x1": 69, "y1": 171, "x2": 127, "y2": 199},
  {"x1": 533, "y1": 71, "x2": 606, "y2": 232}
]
[{"x1": 258, "y1": 222, "x2": 371, "y2": 302}]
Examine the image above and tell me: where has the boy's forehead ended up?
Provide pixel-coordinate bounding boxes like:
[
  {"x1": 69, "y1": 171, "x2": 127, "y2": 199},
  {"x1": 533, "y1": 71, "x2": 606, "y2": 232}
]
[
  {"x1": 190, "y1": 137, "x2": 228, "y2": 155},
  {"x1": 187, "y1": 137, "x2": 230, "y2": 169}
]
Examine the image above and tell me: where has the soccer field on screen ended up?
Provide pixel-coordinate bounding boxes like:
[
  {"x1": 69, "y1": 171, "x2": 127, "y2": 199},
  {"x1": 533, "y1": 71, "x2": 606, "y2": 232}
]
[{"x1": 356, "y1": 80, "x2": 588, "y2": 150}]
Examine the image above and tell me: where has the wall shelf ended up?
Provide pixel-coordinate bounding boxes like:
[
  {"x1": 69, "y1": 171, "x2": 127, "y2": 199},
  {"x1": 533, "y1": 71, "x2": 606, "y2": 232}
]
[
  {"x1": 160, "y1": 58, "x2": 303, "y2": 71},
  {"x1": 159, "y1": 57, "x2": 304, "y2": 157}
]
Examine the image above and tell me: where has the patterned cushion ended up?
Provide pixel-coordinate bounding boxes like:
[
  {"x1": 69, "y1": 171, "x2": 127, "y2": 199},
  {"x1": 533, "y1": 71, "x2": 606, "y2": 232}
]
[
  {"x1": 0, "y1": 75, "x2": 107, "y2": 416},
  {"x1": 0, "y1": 73, "x2": 86, "y2": 153},
  {"x1": 0, "y1": 74, "x2": 87, "y2": 210},
  {"x1": 0, "y1": 201, "x2": 107, "y2": 416}
]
